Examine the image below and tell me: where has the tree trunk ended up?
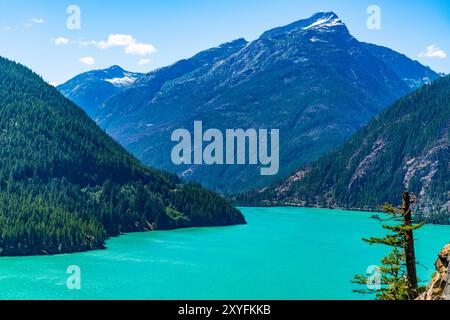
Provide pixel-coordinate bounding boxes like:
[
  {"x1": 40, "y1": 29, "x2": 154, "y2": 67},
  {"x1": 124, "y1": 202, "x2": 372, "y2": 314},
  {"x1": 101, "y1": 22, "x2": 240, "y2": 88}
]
[{"x1": 402, "y1": 192, "x2": 418, "y2": 299}]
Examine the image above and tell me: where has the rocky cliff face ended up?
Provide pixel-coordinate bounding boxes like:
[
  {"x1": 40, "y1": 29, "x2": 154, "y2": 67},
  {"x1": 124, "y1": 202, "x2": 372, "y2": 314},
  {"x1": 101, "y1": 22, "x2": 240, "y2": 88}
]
[{"x1": 418, "y1": 244, "x2": 450, "y2": 300}]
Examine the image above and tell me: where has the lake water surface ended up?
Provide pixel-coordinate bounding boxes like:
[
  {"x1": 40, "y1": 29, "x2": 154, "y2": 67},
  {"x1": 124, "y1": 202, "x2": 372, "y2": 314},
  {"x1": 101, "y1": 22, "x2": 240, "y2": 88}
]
[{"x1": 0, "y1": 207, "x2": 449, "y2": 300}]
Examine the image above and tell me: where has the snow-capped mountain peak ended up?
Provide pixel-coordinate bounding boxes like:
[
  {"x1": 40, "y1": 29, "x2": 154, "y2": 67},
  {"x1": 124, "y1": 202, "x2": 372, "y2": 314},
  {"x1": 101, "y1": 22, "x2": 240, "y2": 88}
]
[
  {"x1": 260, "y1": 11, "x2": 347, "y2": 38},
  {"x1": 302, "y1": 14, "x2": 344, "y2": 30}
]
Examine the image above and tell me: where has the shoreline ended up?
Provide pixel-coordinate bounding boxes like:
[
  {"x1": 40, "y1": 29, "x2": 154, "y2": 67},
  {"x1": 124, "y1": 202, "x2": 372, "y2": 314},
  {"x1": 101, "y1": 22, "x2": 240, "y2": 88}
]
[
  {"x1": 235, "y1": 203, "x2": 447, "y2": 225},
  {"x1": 235, "y1": 203, "x2": 380, "y2": 213},
  {"x1": 0, "y1": 219, "x2": 247, "y2": 258},
  {"x1": 2, "y1": 204, "x2": 443, "y2": 258}
]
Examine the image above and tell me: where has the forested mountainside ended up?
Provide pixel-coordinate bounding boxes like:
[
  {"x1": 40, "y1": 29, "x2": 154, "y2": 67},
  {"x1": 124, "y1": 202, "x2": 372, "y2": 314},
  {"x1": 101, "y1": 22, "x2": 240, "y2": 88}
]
[
  {"x1": 68, "y1": 12, "x2": 434, "y2": 193},
  {"x1": 237, "y1": 76, "x2": 450, "y2": 224},
  {"x1": 0, "y1": 57, "x2": 245, "y2": 256}
]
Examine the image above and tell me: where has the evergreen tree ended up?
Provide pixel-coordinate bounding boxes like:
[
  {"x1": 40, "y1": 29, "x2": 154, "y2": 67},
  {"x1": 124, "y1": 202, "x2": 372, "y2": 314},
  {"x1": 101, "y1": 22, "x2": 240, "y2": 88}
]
[{"x1": 353, "y1": 193, "x2": 425, "y2": 300}]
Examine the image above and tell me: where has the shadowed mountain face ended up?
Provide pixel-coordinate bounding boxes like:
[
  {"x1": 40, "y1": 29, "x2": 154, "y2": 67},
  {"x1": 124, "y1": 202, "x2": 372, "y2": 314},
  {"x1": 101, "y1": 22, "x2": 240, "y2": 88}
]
[
  {"x1": 361, "y1": 42, "x2": 439, "y2": 89},
  {"x1": 60, "y1": 12, "x2": 437, "y2": 194},
  {"x1": 238, "y1": 76, "x2": 449, "y2": 223}
]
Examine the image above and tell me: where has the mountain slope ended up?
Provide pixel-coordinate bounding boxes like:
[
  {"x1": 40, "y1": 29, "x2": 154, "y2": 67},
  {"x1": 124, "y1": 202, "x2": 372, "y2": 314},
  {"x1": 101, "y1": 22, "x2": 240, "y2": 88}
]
[
  {"x1": 57, "y1": 65, "x2": 143, "y2": 117},
  {"x1": 96, "y1": 38, "x2": 249, "y2": 126},
  {"x1": 238, "y1": 76, "x2": 450, "y2": 223},
  {"x1": 64, "y1": 12, "x2": 436, "y2": 194},
  {"x1": 361, "y1": 42, "x2": 440, "y2": 89},
  {"x1": 0, "y1": 57, "x2": 245, "y2": 256}
]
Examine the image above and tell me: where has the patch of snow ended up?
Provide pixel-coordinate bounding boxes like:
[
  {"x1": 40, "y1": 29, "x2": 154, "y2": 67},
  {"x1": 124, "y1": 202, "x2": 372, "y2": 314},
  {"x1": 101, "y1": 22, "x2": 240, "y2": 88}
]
[
  {"x1": 105, "y1": 73, "x2": 139, "y2": 88},
  {"x1": 303, "y1": 16, "x2": 344, "y2": 30},
  {"x1": 181, "y1": 168, "x2": 194, "y2": 177},
  {"x1": 310, "y1": 37, "x2": 327, "y2": 43},
  {"x1": 294, "y1": 57, "x2": 309, "y2": 64}
]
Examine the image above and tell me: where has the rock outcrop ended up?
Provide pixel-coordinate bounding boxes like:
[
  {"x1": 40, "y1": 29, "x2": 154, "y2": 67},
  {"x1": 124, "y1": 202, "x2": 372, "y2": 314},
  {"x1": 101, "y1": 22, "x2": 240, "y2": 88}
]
[{"x1": 418, "y1": 244, "x2": 450, "y2": 300}]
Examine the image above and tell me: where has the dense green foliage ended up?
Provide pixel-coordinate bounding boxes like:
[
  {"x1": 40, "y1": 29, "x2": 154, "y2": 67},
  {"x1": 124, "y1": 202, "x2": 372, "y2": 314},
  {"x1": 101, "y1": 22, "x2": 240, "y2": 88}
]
[
  {"x1": 353, "y1": 201, "x2": 425, "y2": 300},
  {"x1": 0, "y1": 57, "x2": 245, "y2": 256},
  {"x1": 238, "y1": 76, "x2": 449, "y2": 223}
]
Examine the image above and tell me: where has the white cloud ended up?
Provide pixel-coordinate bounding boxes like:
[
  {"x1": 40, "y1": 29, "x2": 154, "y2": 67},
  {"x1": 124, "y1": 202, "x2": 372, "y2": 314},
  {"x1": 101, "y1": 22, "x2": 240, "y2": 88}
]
[
  {"x1": 55, "y1": 34, "x2": 157, "y2": 58},
  {"x1": 126, "y1": 42, "x2": 156, "y2": 56},
  {"x1": 26, "y1": 18, "x2": 45, "y2": 27},
  {"x1": 54, "y1": 37, "x2": 69, "y2": 45},
  {"x1": 79, "y1": 57, "x2": 95, "y2": 66},
  {"x1": 419, "y1": 45, "x2": 447, "y2": 59},
  {"x1": 95, "y1": 34, "x2": 156, "y2": 56},
  {"x1": 31, "y1": 18, "x2": 45, "y2": 24},
  {"x1": 3, "y1": 26, "x2": 12, "y2": 31},
  {"x1": 74, "y1": 40, "x2": 98, "y2": 47},
  {"x1": 98, "y1": 34, "x2": 135, "y2": 49},
  {"x1": 138, "y1": 58, "x2": 151, "y2": 65}
]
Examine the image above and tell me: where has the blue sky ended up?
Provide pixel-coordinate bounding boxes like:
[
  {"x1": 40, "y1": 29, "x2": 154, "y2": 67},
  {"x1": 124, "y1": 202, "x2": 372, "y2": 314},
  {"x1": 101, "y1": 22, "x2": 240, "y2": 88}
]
[{"x1": 0, "y1": 0, "x2": 448, "y2": 84}]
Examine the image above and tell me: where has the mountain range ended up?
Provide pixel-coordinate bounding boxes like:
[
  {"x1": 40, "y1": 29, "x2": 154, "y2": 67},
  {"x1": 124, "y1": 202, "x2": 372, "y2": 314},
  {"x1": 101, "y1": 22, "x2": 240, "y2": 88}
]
[
  {"x1": 237, "y1": 75, "x2": 449, "y2": 223},
  {"x1": 58, "y1": 12, "x2": 440, "y2": 194},
  {"x1": 0, "y1": 57, "x2": 245, "y2": 256}
]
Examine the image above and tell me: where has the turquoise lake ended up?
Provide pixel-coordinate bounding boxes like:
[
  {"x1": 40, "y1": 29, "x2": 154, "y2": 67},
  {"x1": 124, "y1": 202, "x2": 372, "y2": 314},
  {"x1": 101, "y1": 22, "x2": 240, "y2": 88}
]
[{"x1": 0, "y1": 207, "x2": 449, "y2": 300}]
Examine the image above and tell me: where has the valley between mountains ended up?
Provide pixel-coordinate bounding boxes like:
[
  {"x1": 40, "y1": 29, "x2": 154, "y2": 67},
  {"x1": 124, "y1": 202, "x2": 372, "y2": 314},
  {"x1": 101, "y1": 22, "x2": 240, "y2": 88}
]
[
  {"x1": 58, "y1": 12, "x2": 442, "y2": 196},
  {"x1": 0, "y1": 11, "x2": 447, "y2": 257},
  {"x1": 58, "y1": 12, "x2": 448, "y2": 224}
]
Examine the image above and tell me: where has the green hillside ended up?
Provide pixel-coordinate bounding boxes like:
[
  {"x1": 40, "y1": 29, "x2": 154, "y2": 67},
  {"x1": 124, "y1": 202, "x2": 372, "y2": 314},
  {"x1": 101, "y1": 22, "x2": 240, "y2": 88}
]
[
  {"x1": 238, "y1": 76, "x2": 449, "y2": 223},
  {"x1": 0, "y1": 57, "x2": 245, "y2": 256}
]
